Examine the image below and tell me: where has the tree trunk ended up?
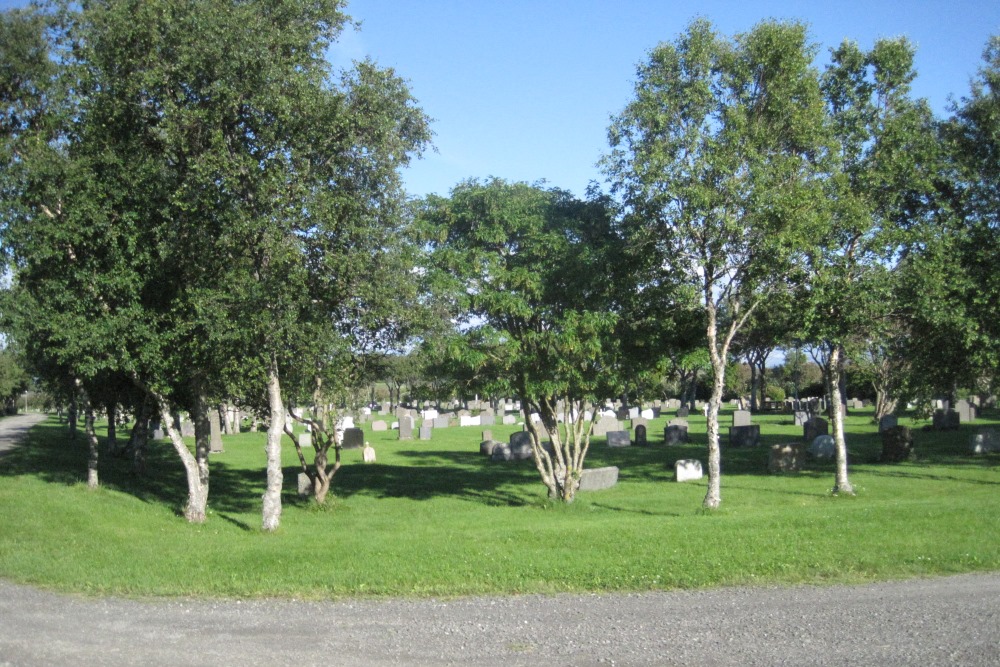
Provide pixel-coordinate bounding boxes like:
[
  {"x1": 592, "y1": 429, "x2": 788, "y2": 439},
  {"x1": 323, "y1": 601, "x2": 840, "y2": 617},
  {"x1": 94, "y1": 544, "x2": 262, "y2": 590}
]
[
  {"x1": 704, "y1": 361, "x2": 724, "y2": 509},
  {"x1": 146, "y1": 388, "x2": 210, "y2": 522},
  {"x1": 827, "y1": 345, "x2": 854, "y2": 495},
  {"x1": 68, "y1": 391, "x2": 78, "y2": 441},
  {"x1": 82, "y1": 393, "x2": 99, "y2": 490},
  {"x1": 749, "y1": 363, "x2": 759, "y2": 412},
  {"x1": 106, "y1": 402, "x2": 117, "y2": 455},
  {"x1": 262, "y1": 357, "x2": 285, "y2": 532},
  {"x1": 703, "y1": 306, "x2": 726, "y2": 510}
]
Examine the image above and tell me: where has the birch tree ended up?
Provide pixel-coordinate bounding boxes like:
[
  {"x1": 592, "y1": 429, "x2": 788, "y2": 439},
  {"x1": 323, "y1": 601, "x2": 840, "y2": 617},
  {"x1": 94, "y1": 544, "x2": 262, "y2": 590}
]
[{"x1": 605, "y1": 19, "x2": 829, "y2": 508}]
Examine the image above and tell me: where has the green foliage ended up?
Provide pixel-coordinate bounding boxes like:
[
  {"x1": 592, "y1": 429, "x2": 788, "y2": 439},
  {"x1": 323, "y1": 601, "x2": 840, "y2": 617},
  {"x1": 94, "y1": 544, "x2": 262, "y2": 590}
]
[{"x1": 764, "y1": 384, "x2": 786, "y2": 402}]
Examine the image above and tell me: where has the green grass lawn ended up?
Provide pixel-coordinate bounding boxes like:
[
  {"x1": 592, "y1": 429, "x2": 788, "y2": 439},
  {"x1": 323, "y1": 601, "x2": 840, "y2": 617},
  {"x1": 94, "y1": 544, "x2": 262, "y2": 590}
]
[{"x1": 1, "y1": 408, "x2": 998, "y2": 599}]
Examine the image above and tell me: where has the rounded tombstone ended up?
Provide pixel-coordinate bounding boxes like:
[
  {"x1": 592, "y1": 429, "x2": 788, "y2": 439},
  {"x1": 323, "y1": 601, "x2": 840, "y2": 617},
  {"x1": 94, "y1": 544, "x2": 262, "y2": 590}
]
[{"x1": 808, "y1": 434, "x2": 836, "y2": 459}]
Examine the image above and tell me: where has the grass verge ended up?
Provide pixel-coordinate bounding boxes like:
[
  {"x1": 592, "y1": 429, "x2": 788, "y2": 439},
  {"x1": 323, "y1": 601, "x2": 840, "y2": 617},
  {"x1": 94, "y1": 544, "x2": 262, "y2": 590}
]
[{"x1": 0, "y1": 408, "x2": 998, "y2": 599}]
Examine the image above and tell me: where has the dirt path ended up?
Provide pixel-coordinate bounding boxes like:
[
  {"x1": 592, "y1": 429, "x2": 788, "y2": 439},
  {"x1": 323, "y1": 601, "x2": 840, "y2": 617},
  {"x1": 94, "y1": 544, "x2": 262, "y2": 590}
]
[{"x1": 1, "y1": 572, "x2": 998, "y2": 666}]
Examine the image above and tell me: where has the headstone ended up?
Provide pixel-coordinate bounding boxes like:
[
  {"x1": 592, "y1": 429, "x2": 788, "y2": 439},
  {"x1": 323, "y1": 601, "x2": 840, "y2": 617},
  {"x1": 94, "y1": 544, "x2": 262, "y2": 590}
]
[
  {"x1": 631, "y1": 416, "x2": 649, "y2": 432},
  {"x1": 399, "y1": 416, "x2": 414, "y2": 440},
  {"x1": 419, "y1": 425, "x2": 432, "y2": 441},
  {"x1": 459, "y1": 415, "x2": 481, "y2": 427},
  {"x1": 297, "y1": 472, "x2": 312, "y2": 497},
  {"x1": 768, "y1": 443, "x2": 803, "y2": 473},
  {"x1": 932, "y1": 409, "x2": 960, "y2": 431},
  {"x1": 371, "y1": 420, "x2": 388, "y2": 432},
  {"x1": 640, "y1": 408, "x2": 655, "y2": 420},
  {"x1": 298, "y1": 432, "x2": 312, "y2": 449},
  {"x1": 479, "y1": 412, "x2": 495, "y2": 427},
  {"x1": 363, "y1": 443, "x2": 376, "y2": 463},
  {"x1": 733, "y1": 410, "x2": 752, "y2": 427},
  {"x1": 879, "y1": 426, "x2": 914, "y2": 463},
  {"x1": 803, "y1": 417, "x2": 828, "y2": 443},
  {"x1": 480, "y1": 440, "x2": 502, "y2": 456},
  {"x1": 343, "y1": 427, "x2": 364, "y2": 449},
  {"x1": 674, "y1": 459, "x2": 703, "y2": 482},
  {"x1": 676, "y1": 407, "x2": 690, "y2": 418},
  {"x1": 181, "y1": 421, "x2": 196, "y2": 437},
  {"x1": 434, "y1": 416, "x2": 449, "y2": 429},
  {"x1": 878, "y1": 415, "x2": 898, "y2": 433},
  {"x1": 502, "y1": 415, "x2": 517, "y2": 425},
  {"x1": 606, "y1": 430, "x2": 631, "y2": 447},
  {"x1": 955, "y1": 400, "x2": 974, "y2": 423},
  {"x1": 209, "y1": 409, "x2": 224, "y2": 453},
  {"x1": 635, "y1": 424, "x2": 648, "y2": 446},
  {"x1": 808, "y1": 434, "x2": 836, "y2": 459},
  {"x1": 578, "y1": 466, "x2": 619, "y2": 492},
  {"x1": 592, "y1": 416, "x2": 621, "y2": 437},
  {"x1": 152, "y1": 428, "x2": 165, "y2": 440},
  {"x1": 482, "y1": 429, "x2": 492, "y2": 442},
  {"x1": 729, "y1": 425, "x2": 760, "y2": 447},
  {"x1": 970, "y1": 429, "x2": 1000, "y2": 454},
  {"x1": 793, "y1": 411, "x2": 809, "y2": 427},
  {"x1": 664, "y1": 424, "x2": 688, "y2": 446}
]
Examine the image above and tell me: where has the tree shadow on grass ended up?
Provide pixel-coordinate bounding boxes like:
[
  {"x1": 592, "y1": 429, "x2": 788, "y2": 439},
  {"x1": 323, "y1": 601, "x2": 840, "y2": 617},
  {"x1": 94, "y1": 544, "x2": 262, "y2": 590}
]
[
  {"x1": 0, "y1": 419, "x2": 273, "y2": 518},
  {"x1": 333, "y1": 448, "x2": 542, "y2": 506}
]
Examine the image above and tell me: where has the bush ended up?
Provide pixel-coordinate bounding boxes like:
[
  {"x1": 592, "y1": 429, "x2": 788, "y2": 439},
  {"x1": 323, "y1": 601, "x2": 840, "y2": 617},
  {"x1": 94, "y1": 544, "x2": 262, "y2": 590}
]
[{"x1": 765, "y1": 385, "x2": 786, "y2": 402}]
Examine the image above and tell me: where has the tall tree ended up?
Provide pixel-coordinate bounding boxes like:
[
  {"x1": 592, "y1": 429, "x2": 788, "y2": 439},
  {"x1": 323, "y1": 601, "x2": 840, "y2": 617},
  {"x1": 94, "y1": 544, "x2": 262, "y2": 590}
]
[
  {"x1": 605, "y1": 19, "x2": 828, "y2": 508},
  {"x1": 804, "y1": 37, "x2": 941, "y2": 494},
  {"x1": 422, "y1": 179, "x2": 620, "y2": 503}
]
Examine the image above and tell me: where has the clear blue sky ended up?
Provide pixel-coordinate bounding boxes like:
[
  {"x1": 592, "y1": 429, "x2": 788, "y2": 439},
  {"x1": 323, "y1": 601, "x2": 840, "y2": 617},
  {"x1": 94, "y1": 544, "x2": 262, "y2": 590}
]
[{"x1": 328, "y1": 0, "x2": 1000, "y2": 200}]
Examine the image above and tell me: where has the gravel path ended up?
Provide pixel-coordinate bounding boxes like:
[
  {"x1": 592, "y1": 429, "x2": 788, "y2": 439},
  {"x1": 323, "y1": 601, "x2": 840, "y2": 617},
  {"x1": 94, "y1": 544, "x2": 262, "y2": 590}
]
[
  {"x1": 1, "y1": 414, "x2": 998, "y2": 666},
  {"x1": 0, "y1": 412, "x2": 47, "y2": 457},
  {"x1": 2, "y1": 573, "x2": 998, "y2": 666}
]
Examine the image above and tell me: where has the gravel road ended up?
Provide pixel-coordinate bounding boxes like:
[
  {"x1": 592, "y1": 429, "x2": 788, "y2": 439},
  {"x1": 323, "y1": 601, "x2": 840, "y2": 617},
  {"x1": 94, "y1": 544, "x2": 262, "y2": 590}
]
[
  {"x1": 1, "y1": 574, "x2": 999, "y2": 666},
  {"x1": 1, "y1": 414, "x2": 998, "y2": 666}
]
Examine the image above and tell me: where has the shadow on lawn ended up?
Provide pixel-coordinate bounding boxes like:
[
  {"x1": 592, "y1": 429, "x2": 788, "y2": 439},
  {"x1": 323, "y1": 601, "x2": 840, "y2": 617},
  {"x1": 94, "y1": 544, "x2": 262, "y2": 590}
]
[{"x1": 1, "y1": 418, "x2": 270, "y2": 519}]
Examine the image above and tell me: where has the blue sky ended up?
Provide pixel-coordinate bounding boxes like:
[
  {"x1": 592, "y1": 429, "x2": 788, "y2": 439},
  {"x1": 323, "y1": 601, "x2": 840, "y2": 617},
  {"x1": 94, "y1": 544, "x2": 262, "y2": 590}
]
[{"x1": 328, "y1": 0, "x2": 1000, "y2": 200}]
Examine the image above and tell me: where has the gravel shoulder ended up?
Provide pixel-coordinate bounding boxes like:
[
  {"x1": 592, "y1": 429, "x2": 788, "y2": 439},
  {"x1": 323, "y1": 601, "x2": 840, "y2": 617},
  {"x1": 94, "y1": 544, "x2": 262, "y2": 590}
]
[{"x1": 1, "y1": 414, "x2": 997, "y2": 665}]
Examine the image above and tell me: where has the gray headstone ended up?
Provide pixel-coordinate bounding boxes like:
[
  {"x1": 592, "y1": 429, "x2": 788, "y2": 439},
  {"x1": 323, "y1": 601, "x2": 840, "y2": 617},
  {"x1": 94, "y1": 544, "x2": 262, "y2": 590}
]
[
  {"x1": 878, "y1": 415, "x2": 898, "y2": 433},
  {"x1": 932, "y1": 409, "x2": 960, "y2": 431},
  {"x1": 729, "y1": 424, "x2": 760, "y2": 447},
  {"x1": 676, "y1": 407, "x2": 690, "y2": 418},
  {"x1": 343, "y1": 427, "x2": 364, "y2": 449},
  {"x1": 635, "y1": 424, "x2": 648, "y2": 446},
  {"x1": 434, "y1": 416, "x2": 449, "y2": 429},
  {"x1": 479, "y1": 413, "x2": 495, "y2": 426},
  {"x1": 482, "y1": 429, "x2": 492, "y2": 442},
  {"x1": 606, "y1": 430, "x2": 631, "y2": 447},
  {"x1": 804, "y1": 417, "x2": 828, "y2": 443},
  {"x1": 209, "y1": 409, "x2": 223, "y2": 453},
  {"x1": 480, "y1": 440, "x2": 502, "y2": 456},
  {"x1": 956, "y1": 400, "x2": 974, "y2": 423},
  {"x1": 592, "y1": 416, "x2": 621, "y2": 437},
  {"x1": 297, "y1": 472, "x2": 312, "y2": 497},
  {"x1": 809, "y1": 434, "x2": 836, "y2": 459},
  {"x1": 399, "y1": 416, "x2": 414, "y2": 440},
  {"x1": 371, "y1": 420, "x2": 388, "y2": 432},
  {"x1": 298, "y1": 432, "x2": 312, "y2": 449},
  {"x1": 793, "y1": 411, "x2": 809, "y2": 427},
  {"x1": 631, "y1": 416, "x2": 649, "y2": 432},
  {"x1": 664, "y1": 424, "x2": 688, "y2": 446},
  {"x1": 419, "y1": 425, "x2": 432, "y2": 441},
  {"x1": 733, "y1": 410, "x2": 752, "y2": 427},
  {"x1": 152, "y1": 428, "x2": 165, "y2": 440},
  {"x1": 578, "y1": 466, "x2": 619, "y2": 492},
  {"x1": 181, "y1": 421, "x2": 195, "y2": 437},
  {"x1": 502, "y1": 415, "x2": 517, "y2": 425}
]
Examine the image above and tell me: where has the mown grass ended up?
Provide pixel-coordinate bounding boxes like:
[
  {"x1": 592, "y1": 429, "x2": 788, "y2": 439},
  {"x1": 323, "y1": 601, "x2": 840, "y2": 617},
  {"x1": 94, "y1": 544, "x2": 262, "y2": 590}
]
[{"x1": 0, "y1": 408, "x2": 998, "y2": 599}]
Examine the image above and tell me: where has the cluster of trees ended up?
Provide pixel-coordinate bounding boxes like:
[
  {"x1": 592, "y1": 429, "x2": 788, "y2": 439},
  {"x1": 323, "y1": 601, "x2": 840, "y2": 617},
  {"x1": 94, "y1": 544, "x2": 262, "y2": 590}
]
[
  {"x1": 1, "y1": 0, "x2": 431, "y2": 528},
  {"x1": 418, "y1": 21, "x2": 1000, "y2": 508},
  {"x1": 2, "y1": 5, "x2": 997, "y2": 517}
]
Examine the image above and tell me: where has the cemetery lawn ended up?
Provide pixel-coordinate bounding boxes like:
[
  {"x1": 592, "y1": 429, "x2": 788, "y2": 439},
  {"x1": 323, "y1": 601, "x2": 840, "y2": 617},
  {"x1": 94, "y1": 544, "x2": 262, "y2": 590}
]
[{"x1": 1, "y1": 410, "x2": 999, "y2": 599}]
